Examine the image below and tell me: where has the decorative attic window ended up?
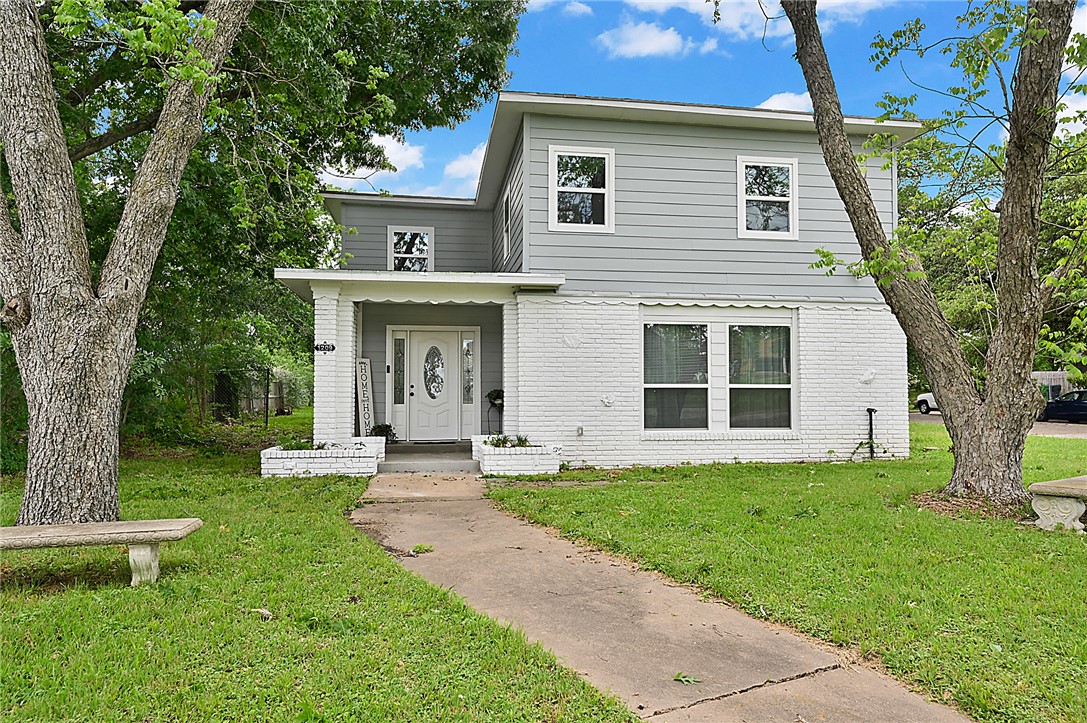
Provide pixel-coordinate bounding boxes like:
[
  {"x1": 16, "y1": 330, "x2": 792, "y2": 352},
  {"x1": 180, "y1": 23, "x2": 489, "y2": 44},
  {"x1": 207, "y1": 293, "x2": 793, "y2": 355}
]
[
  {"x1": 737, "y1": 157, "x2": 798, "y2": 240},
  {"x1": 548, "y1": 145, "x2": 615, "y2": 233},
  {"x1": 387, "y1": 226, "x2": 433, "y2": 271}
]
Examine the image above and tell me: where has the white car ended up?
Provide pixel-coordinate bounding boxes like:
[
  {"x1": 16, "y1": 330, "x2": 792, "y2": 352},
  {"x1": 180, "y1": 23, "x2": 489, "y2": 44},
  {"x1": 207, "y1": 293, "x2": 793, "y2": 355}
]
[{"x1": 915, "y1": 392, "x2": 939, "y2": 414}]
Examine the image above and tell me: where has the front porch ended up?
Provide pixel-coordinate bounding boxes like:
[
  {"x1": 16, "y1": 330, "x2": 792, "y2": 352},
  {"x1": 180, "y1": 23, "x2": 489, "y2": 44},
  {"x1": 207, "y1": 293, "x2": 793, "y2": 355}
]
[{"x1": 275, "y1": 268, "x2": 564, "y2": 446}]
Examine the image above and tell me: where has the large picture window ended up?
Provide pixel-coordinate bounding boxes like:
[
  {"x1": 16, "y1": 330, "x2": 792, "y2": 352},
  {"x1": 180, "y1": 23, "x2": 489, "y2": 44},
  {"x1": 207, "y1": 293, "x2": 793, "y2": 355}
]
[
  {"x1": 737, "y1": 157, "x2": 798, "y2": 240},
  {"x1": 643, "y1": 324, "x2": 708, "y2": 429},
  {"x1": 387, "y1": 226, "x2": 433, "y2": 271},
  {"x1": 728, "y1": 325, "x2": 792, "y2": 428},
  {"x1": 548, "y1": 145, "x2": 615, "y2": 233}
]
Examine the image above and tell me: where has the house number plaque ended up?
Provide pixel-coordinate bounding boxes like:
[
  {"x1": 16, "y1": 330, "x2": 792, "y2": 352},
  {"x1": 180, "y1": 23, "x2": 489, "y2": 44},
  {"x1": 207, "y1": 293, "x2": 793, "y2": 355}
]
[{"x1": 314, "y1": 341, "x2": 336, "y2": 354}]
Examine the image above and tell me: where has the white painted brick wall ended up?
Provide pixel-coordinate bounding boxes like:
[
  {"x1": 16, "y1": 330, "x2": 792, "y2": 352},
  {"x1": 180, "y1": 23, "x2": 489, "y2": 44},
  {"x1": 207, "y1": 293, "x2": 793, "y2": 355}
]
[
  {"x1": 501, "y1": 301, "x2": 519, "y2": 433},
  {"x1": 471, "y1": 436, "x2": 563, "y2": 474},
  {"x1": 507, "y1": 297, "x2": 909, "y2": 467},
  {"x1": 312, "y1": 283, "x2": 357, "y2": 443},
  {"x1": 260, "y1": 445, "x2": 377, "y2": 477}
]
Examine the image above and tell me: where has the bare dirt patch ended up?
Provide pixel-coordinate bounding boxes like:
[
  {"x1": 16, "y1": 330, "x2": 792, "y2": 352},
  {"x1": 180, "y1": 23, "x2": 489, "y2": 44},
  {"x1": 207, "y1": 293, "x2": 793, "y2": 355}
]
[{"x1": 912, "y1": 491, "x2": 1032, "y2": 523}]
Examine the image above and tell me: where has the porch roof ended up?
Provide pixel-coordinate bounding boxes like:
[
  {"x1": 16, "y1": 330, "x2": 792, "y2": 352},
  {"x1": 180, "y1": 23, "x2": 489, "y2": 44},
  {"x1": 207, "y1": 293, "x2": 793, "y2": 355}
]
[{"x1": 274, "y1": 268, "x2": 565, "y2": 304}]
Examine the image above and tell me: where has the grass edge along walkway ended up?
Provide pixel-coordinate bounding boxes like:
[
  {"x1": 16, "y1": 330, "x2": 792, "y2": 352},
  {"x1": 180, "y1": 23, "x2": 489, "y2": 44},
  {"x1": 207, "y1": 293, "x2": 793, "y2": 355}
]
[
  {"x1": 489, "y1": 424, "x2": 1087, "y2": 723},
  {"x1": 1, "y1": 451, "x2": 634, "y2": 722}
]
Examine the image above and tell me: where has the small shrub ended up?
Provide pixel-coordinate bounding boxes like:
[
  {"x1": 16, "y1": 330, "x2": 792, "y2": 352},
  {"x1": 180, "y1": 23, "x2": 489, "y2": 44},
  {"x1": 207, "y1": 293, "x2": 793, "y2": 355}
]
[
  {"x1": 514, "y1": 434, "x2": 532, "y2": 447},
  {"x1": 486, "y1": 434, "x2": 512, "y2": 448}
]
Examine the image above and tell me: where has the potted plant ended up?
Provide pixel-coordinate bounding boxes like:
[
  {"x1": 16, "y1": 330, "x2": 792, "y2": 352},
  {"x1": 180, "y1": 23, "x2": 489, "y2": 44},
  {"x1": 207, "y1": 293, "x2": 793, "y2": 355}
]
[{"x1": 486, "y1": 388, "x2": 504, "y2": 409}]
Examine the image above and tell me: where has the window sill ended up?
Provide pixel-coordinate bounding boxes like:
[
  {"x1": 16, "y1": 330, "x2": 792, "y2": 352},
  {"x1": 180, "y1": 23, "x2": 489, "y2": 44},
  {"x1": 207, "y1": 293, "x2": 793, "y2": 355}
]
[{"x1": 641, "y1": 430, "x2": 800, "y2": 442}]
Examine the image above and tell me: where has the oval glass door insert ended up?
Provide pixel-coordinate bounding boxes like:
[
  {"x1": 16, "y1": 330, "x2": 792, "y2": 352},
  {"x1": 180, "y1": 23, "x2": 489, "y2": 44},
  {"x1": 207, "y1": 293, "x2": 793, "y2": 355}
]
[{"x1": 424, "y1": 346, "x2": 445, "y2": 399}]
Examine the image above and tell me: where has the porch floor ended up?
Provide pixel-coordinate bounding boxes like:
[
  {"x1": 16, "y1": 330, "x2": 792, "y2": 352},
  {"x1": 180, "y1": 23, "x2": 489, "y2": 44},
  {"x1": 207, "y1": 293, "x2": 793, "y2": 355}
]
[{"x1": 378, "y1": 442, "x2": 479, "y2": 474}]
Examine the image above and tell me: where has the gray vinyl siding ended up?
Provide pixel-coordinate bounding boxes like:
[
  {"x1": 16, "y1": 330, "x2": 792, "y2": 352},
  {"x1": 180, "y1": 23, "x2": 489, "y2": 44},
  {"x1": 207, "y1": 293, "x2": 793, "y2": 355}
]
[
  {"x1": 341, "y1": 204, "x2": 491, "y2": 272},
  {"x1": 359, "y1": 303, "x2": 503, "y2": 433},
  {"x1": 492, "y1": 128, "x2": 525, "y2": 272},
  {"x1": 525, "y1": 114, "x2": 894, "y2": 299}
]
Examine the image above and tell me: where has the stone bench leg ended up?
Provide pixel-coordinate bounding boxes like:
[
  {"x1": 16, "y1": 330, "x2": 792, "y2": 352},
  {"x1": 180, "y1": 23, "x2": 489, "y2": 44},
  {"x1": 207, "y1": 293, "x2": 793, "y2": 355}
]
[
  {"x1": 1031, "y1": 494, "x2": 1086, "y2": 533},
  {"x1": 129, "y1": 543, "x2": 161, "y2": 586}
]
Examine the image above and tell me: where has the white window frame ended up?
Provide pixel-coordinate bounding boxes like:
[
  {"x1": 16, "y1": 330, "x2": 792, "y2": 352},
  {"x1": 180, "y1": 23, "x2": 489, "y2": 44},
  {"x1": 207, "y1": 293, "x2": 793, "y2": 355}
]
[
  {"x1": 726, "y1": 322, "x2": 795, "y2": 431},
  {"x1": 641, "y1": 322, "x2": 711, "y2": 431},
  {"x1": 548, "y1": 145, "x2": 615, "y2": 233},
  {"x1": 501, "y1": 187, "x2": 511, "y2": 261},
  {"x1": 736, "y1": 156, "x2": 798, "y2": 240},
  {"x1": 387, "y1": 225, "x2": 434, "y2": 272}
]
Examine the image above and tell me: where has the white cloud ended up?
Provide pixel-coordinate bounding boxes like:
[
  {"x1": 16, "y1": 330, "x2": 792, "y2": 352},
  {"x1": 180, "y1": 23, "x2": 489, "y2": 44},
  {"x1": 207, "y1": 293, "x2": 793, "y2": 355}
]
[
  {"x1": 319, "y1": 134, "x2": 424, "y2": 190},
  {"x1": 596, "y1": 19, "x2": 719, "y2": 59},
  {"x1": 563, "y1": 0, "x2": 594, "y2": 16},
  {"x1": 622, "y1": 0, "x2": 887, "y2": 41},
  {"x1": 756, "y1": 90, "x2": 812, "y2": 112},
  {"x1": 526, "y1": 0, "x2": 563, "y2": 12},
  {"x1": 598, "y1": 19, "x2": 689, "y2": 58},
  {"x1": 1057, "y1": 92, "x2": 1087, "y2": 136},
  {"x1": 373, "y1": 134, "x2": 424, "y2": 173},
  {"x1": 443, "y1": 142, "x2": 487, "y2": 181}
]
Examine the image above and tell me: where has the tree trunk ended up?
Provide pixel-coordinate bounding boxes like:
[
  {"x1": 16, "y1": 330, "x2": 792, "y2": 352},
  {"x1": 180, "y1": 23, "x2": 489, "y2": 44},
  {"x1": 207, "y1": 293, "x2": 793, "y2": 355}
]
[
  {"x1": 944, "y1": 405, "x2": 1034, "y2": 504},
  {"x1": 0, "y1": 0, "x2": 255, "y2": 525},
  {"x1": 12, "y1": 295, "x2": 137, "y2": 524},
  {"x1": 781, "y1": 0, "x2": 1074, "y2": 506}
]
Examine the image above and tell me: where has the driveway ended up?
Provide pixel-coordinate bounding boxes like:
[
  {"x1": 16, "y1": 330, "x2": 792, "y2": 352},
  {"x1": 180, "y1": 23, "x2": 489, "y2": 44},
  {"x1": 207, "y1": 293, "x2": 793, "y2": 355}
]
[
  {"x1": 353, "y1": 474, "x2": 968, "y2": 722},
  {"x1": 910, "y1": 412, "x2": 1087, "y2": 440}
]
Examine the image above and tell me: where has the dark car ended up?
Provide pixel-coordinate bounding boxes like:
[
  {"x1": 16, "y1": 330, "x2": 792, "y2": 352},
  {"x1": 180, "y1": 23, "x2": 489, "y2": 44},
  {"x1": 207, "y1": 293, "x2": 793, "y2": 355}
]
[{"x1": 1039, "y1": 390, "x2": 1087, "y2": 422}]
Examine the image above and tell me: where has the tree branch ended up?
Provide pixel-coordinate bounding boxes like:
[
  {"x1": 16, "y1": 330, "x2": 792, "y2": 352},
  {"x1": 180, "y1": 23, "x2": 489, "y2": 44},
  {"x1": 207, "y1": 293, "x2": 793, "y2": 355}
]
[
  {"x1": 0, "y1": 0, "x2": 93, "y2": 302},
  {"x1": 781, "y1": 0, "x2": 981, "y2": 433},
  {"x1": 985, "y1": 0, "x2": 1076, "y2": 401},
  {"x1": 68, "y1": 111, "x2": 161, "y2": 163},
  {"x1": 98, "y1": 0, "x2": 256, "y2": 305}
]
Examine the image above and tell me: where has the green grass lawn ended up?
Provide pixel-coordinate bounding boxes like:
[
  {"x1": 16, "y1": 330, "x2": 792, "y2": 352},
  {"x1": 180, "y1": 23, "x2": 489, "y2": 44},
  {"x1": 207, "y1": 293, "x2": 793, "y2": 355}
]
[
  {"x1": 1, "y1": 449, "x2": 632, "y2": 722},
  {"x1": 491, "y1": 424, "x2": 1087, "y2": 723}
]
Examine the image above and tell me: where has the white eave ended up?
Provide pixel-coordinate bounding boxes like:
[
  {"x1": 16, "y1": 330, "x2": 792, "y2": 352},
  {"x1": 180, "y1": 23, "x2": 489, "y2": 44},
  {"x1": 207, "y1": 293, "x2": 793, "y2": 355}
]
[{"x1": 274, "y1": 268, "x2": 565, "y2": 304}]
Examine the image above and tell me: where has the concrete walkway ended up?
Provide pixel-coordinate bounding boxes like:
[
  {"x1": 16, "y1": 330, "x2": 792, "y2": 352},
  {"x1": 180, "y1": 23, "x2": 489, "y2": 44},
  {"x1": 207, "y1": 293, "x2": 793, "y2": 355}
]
[{"x1": 352, "y1": 474, "x2": 969, "y2": 722}]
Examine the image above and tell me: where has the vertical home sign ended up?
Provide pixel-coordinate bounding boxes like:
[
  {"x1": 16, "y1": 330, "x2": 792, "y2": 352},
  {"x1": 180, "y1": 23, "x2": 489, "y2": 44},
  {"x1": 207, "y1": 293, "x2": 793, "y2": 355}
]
[{"x1": 357, "y1": 358, "x2": 374, "y2": 435}]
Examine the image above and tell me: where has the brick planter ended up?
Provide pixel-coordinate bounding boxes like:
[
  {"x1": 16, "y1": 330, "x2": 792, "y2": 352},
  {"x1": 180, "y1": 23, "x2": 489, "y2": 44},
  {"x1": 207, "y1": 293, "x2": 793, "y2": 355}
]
[
  {"x1": 261, "y1": 441, "x2": 379, "y2": 477},
  {"x1": 473, "y1": 436, "x2": 562, "y2": 475}
]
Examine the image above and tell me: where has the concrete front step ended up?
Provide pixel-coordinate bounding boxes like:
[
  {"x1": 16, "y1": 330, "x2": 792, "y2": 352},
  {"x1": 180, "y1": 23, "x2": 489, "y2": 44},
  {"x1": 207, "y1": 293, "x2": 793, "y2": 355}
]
[{"x1": 377, "y1": 459, "x2": 480, "y2": 474}]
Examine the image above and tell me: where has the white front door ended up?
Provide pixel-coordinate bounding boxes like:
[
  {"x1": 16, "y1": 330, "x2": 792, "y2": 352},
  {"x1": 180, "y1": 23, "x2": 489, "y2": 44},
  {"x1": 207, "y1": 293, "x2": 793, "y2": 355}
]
[{"x1": 408, "y1": 330, "x2": 460, "y2": 441}]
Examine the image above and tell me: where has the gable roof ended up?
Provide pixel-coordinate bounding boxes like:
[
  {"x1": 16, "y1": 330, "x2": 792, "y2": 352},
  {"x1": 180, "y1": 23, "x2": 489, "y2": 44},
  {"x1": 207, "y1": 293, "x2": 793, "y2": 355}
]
[{"x1": 324, "y1": 91, "x2": 923, "y2": 215}]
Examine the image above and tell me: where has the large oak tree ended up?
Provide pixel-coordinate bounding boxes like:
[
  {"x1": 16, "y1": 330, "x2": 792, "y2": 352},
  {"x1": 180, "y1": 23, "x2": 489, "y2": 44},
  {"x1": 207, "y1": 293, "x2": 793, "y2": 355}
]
[
  {"x1": 0, "y1": 0, "x2": 523, "y2": 525},
  {"x1": 779, "y1": 0, "x2": 1081, "y2": 503}
]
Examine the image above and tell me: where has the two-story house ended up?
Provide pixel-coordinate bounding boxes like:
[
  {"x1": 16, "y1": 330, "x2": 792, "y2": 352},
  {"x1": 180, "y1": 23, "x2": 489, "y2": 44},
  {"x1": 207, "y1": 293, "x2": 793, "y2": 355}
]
[{"x1": 276, "y1": 92, "x2": 920, "y2": 466}]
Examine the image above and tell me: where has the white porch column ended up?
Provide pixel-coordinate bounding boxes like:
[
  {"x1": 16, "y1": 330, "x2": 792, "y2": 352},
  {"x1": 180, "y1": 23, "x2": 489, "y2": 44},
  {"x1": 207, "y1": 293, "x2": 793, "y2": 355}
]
[
  {"x1": 311, "y1": 282, "x2": 357, "y2": 442},
  {"x1": 501, "y1": 300, "x2": 519, "y2": 434}
]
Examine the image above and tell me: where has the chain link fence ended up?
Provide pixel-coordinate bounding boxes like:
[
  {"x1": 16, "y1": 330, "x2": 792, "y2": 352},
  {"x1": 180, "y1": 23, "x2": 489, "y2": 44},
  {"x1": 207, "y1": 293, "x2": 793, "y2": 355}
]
[{"x1": 207, "y1": 368, "x2": 286, "y2": 427}]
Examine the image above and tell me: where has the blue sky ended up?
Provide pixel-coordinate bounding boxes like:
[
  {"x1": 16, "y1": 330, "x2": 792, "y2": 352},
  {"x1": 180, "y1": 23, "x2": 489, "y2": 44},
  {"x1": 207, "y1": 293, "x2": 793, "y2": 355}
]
[{"x1": 323, "y1": 0, "x2": 1086, "y2": 198}]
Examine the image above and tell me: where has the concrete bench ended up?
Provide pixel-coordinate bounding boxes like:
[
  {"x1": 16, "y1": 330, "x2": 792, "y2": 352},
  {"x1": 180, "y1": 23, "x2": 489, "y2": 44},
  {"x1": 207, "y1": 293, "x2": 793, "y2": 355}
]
[
  {"x1": 1028, "y1": 477, "x2": 1087, "y2": 533},
  {"x1": 0, "y1": 518, "x2": 203, "y2": 585}
]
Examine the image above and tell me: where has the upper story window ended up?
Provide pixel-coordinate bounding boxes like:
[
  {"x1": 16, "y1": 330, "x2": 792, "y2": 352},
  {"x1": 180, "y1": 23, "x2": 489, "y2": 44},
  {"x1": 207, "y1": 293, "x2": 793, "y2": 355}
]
[
  {"x1": 737, "y1": 156, "x2": 798, "y2": 240},
  {"x1": 548, "y1": 145, "x2": 615, "y2": 233},
  {"x1": 387, "y1": 226, "x2": 432, "y2": 272}
]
